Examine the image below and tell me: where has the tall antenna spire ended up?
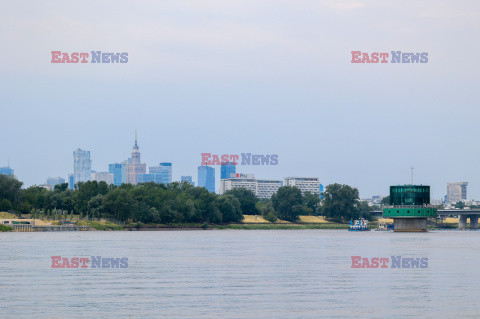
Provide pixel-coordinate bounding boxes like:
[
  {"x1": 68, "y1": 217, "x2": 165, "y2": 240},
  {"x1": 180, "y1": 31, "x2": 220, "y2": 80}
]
[
  {"x1": 411, "y1": 166, "x2": 414, "y2": 185},
  {"x1": 135, "y1": 129, "x2": 138, "y2": 146}
]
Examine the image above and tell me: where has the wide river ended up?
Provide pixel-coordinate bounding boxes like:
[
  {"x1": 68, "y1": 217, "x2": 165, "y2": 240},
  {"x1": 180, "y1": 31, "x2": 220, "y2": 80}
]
[{"x1": 1, "y1": 230, "x2": 479, "y2": 318}]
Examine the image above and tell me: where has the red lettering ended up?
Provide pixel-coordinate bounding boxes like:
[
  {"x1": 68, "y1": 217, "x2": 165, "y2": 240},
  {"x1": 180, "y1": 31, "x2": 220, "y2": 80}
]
[
  {"x1": 380, "y1": 257, "x2": 389, "y2": 268},
  {"x1": 79, "y1": 258, "x2": 90, "y2": 268},
  {"x1": 379, "y1": 52, "x2": 389, "y2": 63},
  {"x1": 351, "y1": 256, "x2": 362, "y2": 268},
  {"x1": 51, "y1": 256, "x2": 62, "y2": 268},
  {"x1": 351, "y1": 51, "x2": 361, "y2": 63},
  {"x1": 79, "y1": 52, "x2": 89, "y2": 63},
  {"x1": 201, "y1": 153, "x2": 211, "y2": 165},
  {"x1": 211, "y1": 154, "x2": 221, "y2": 165}
]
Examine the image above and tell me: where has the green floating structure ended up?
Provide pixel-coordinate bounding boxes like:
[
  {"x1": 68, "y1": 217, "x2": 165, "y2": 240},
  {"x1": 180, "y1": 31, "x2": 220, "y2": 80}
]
[{"x1": 383, "y1": 185, "x2": 437, "y2": 232}]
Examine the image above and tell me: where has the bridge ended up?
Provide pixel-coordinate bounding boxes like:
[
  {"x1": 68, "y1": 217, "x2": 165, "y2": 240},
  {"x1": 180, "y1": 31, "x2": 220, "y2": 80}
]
[{"x1": 372, "y1": 209, "x2": 480, "y2": 230}]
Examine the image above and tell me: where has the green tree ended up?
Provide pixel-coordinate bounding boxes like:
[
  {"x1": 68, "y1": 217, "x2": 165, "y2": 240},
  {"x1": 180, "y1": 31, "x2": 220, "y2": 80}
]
[
  {"x1": 380, "y1": 196, "x2": 390, "y2": 205},
  {"x1": 271, "y1": 186, "x2": 303, "y2": 222},
  {"x1": 322, "y1": 183, "x2": 360, "y2": 222},
  {"x1": 0, "y1": 175, "x2": 23, "y2": 209},
  {"x1": 224, "y1": 188, "x2": 259, "y2": 215},
  {"x1": 303, "y1": 191, "x2": 320, "y2": 215}
]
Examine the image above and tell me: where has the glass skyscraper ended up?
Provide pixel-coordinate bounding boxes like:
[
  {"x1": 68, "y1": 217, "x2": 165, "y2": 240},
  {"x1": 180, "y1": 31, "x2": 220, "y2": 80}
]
[
  {"x1": 220, "y1": 163, "x2": 236, "y2": 180},
  {"x1": 73, "y1": 149, "x2": 92, "y2": 183},
  {"x1": 181, "y1": 175, "x2": 194, "y2": 186},
  {"x1": 149, "y1": 162, "x2": 172, "y2": 185},
  {"x1": 0, "y1": 167, "x2": 14, "y2": 176},
  {"x1": 198, "y1": 165, "x2": 215, "y2": 193},
  {"x1": 109, "y1": 163, "x2": 126, "y2": 186}
]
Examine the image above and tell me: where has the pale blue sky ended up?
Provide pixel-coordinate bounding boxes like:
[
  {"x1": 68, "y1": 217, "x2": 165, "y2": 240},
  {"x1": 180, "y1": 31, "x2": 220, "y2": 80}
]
[{"x1": 1, "y1": 0, "x2": 479, "y2": 199}]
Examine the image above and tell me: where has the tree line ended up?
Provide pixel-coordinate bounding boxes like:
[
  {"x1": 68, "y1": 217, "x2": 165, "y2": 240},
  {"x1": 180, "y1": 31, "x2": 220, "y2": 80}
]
[{"x1": 0, "y1": 174, "x2": 374, "y2": 224}]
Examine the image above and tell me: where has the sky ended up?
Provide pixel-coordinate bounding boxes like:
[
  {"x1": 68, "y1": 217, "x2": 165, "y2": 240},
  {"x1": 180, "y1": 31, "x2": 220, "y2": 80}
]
[{"x1": 0, "y1": 0, "x2": 479, "y2": 199}]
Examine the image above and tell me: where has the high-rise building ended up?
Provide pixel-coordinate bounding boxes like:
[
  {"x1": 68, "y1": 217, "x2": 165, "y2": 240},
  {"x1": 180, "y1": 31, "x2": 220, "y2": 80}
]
[
  {"x1": 319, "y1": 184, "x2": 324, "y2": 199},
  {"x1": 73, "y1": 149, "x2": 92, "y2": 184},
  {"x1": 0, "y1": 167, "x2": 14, "y2": 176},
  {"x1": 109, "y1": 163, "x2": 126, "y2": 186},
  {"x1": 220, "y1": 173, "x2": 282, "y2": 199},
  {"x1": 125, "y1": 131, "x2": 146, "y2": 185},
  {"x1": 220, "y1": 163, "x2": 236, "y2": 180},
  {"x1": 91, "y1": 172, "x2": 114, "y2": 185},
  {"x1": 46, "y1": 177, "x2": 66, "y2": 187},
  {"x1": 283, "y1": 177, "x2": 320, "y2": 195},
  {"x1": 446, "y1": 182, "x2": 468, "y2": 204},
  {"x1": 68, "y1": 174, "x2": 75, "y2": 189},
  {"x1": 149, "y1": 162, "x2": 172, "y2": 185},
  {"x1": 198, "y1": 165, "x2": 215, "y2": 193},
  {"x1": 181, "y1": 176, "x2": 194, "y2": 186}
]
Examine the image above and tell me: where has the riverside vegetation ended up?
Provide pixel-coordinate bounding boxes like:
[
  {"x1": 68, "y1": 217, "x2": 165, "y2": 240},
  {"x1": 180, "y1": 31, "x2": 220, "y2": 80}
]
[{"x1": 0, "y1": 175, "x2": 375, "y2": 230}]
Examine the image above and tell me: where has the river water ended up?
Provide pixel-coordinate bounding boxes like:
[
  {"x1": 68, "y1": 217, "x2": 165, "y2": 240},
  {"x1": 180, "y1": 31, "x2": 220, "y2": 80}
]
[{"x1": 1, "y1": 230, "x2": 479, "y2": 318}]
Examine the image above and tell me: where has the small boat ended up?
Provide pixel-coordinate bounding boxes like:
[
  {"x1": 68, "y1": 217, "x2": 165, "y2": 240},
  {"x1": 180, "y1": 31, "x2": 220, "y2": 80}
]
[
  {"x1": 375, "y1": 223, "x2": 394, "y2": 231},
  {"x1": 349, "y1": 219, "x2": 369, "y2": 231}
]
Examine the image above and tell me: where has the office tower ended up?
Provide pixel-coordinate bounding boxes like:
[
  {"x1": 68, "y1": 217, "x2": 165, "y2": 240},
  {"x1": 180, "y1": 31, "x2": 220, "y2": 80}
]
[
  {"x1": 73, "y1": 149, "x2": 92, "y2": 183},
  {"x1": 109, "y1": 163, "x2": 126, "y2": 186},
  {"x1": 90, "y1": 172, "x2": 114, "y2": 185},
  {"x1": 46, "y1": 177, "x2": 66, "y2": 187},
  {"x1": 198, "y1": 165, "x2": 215, "y2": 193},
  {"x1": 138, "y1": 173, "x2": 154, "y2": 183},
  {"x1": 319, "y1": 184, "x2": 324, "y2": 199},
  {"x1": 446, "y1": 182, "x2": 468, "y2": 204},
  {"x1": 220, "y1": 162, "x2": 236, "y2": 179},
  {"x1": 125, "y1": 131, "x2": 146, "y2": 185},
  {"x1": 283, "y1": 177, "x2": 320, "y2": 195},
  {"x1": 0, "y1": 167, "x2": 14, "y2": 176},
  {"x1": 68, "y1": 174, "x2": 75, "y2": 189},
  {"x1": 149, "y1": 162, "x2": 172, "y2": 185},
  {"x1": 181, "y1": 176, "x2": 194, "y2": 186}
]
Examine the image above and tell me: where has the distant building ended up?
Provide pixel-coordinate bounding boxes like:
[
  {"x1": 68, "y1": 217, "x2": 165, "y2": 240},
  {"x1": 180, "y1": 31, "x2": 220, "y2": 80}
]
[
  {"x1": 220, "y1": 173, "x2": 282, "y2": 199},
  {"x1": 283, "y1": 177, "x2": 320, "y2": 195},
  {"x1": 109, "y1": 163, "x2": 126, "y2": 186},
  {"x1": 319, "y1": 184, "x2": 324, "y2": 199},
  {"x1": 91, "y1": 172, "x2": 114, "y2": 185},
  {"x1": 446, "y1": 182, "x2": 468, "y2": 204},
  {"x1": 73, "y1": 149, "x2": 92, "y2": 184},
  {"x1": 138, "y1": 173, "x2": 155, "y2": 183},
  {"x1": 181, "y1": 176, "x2": 194, "y2": 186},
  {"x1": 149, "y1": 162, "x2": 172, "y2": 185},
  {"x1": 255, "y1": 179, "x2": 282, "y2": 199},
  {"x1": 198, "y1": 166, "x2": 215, "y2": 193},
  {"x1": 125, "y1": 132, "x2": 146, "y2": 185},
  {"x1": 220, "y1": 174, "x2": 256, "y2": 195},
  {"x1": 46, "y1": 177, "x2": 66, "y2": 187},
  {"x1": 0, "y1": 167, "x2": 14, "y2": 176},
  {"x1": 68, "y1": 174, "x2": 75, "y2": 189},
  {"x1": 220, "y1": 163, "x2": 236, "y2": 179}
]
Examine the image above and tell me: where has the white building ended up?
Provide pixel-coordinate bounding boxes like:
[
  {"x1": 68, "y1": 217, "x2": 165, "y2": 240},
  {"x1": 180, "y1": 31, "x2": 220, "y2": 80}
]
[
  {"x1": 90, "y1": 172, "x2": 114, "y2": 185},
  {"x1": 283, "y1": 177, "x2": 320, "y2": 195},
  {"x1": 256, "y1": 180, "x2": 282, "y2": 199},
  {"x1": 220, "y1": 174, "x2": 256, "y2": 195},
  {"x1": 446, "y1": 182, "x2": 468, "y2": 204},
  {"x1": 220, "y1": 174, "x2": 282, "y2": 199}
]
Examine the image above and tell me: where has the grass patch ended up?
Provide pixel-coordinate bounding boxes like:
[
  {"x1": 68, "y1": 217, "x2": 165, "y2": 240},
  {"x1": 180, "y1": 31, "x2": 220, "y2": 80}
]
[
  {"x1": 0, "y1": 224, "x2": 14, "y2": 232},
  {"x1": 0, "y1": 212, "x2": 18, "y2": 219},
  {"x1": 77, "y1": 220, "x2": 124, "y2": 231}
]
